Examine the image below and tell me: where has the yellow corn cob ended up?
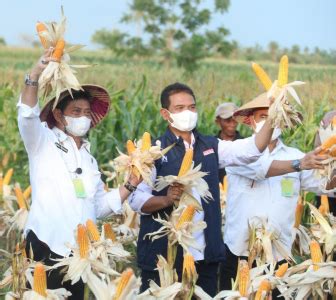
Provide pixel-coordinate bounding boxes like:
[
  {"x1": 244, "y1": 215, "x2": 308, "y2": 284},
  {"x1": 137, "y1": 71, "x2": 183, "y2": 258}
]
[
  {"x1": 23, "y1": 185, "x2": 32, "y2": 200},
  {"x1": 278, "y1": 55, "x2": 288, "y2": 87},
  {"x1": 310, "y1": 240, "x2": 323, "y2": 271},
  {"x1": 318, "y1": 195, "x2": 329, "y2": 216},
  {"x1": 222, "y1": 175, "x2": 228, "y2": 193},
  {"x1": 33, "y1": 263, "x2": 47, "y2": 297},
  {"x1": 176, "y1": 205, "x2": 196, "y2": 229},
  {"x1": 320, "y1": 135, "x2": 336, "y2": 153},
  {"x1": 14, "y1": 184, "x2": 27, "y2": 210},
  {"x1": 2, "y1": 153, "x2": 10, "y2": 168},
  {"x1": 114, "y1": 268, "x2": 134, "y2": 300},
  {"x1": 141, "y1": 132, "x2": 151, "y2": 151},
  {"x1": 252, "y1": 62, "x2": 273, "y2": 91},
  {"x1": 178, "y1": 149, "x2": 193, "y2": 177},
  {"x1": 238, "y1": 260, "x2": 250, "y2": 297},
  {"x1": 126, "y1": 140, "x2": 136, "y2": 155},
  {"x1": 3, "y1": 168, "x2": 13, "y2": 185},
  {"x1": 275, "y1": 262, "x2": 288, "y2": 277},
  {"x1": 294, "y1": 198, "x2": 304, "y2": 229},
  {"x1": 86, "y1": 219, "x2": 100, "y2": 242},
  {"x1": 255, "y1": 279, "x2": 271, "y2": 300},
  {"x1": 52, "y1": 39, "x2": 65, "y2": 62},
  {"x1": 182, "y1": 253, "x2": 196, "y2": 280},
  {"x1": 103, "y1": 223, "x2": 117, "y2": 242},
  {"x1": 36, "y1": 22, "x2": 49, "y2": 49},
  {"x1": 77, "y1": 224, "x2": 90, "y2": 259}
]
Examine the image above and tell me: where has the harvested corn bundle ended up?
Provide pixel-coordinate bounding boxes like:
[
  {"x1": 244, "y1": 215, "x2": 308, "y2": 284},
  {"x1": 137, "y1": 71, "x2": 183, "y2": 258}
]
[
  {"x1": 112, "y1": 132, "x2": 174, "y2": 186},
  {"x1": 252, "y1": 55, "x2": 305, "y2": 130},
  {"x1": 36, "y1": 8, "x2": 89, "y2": 105}
]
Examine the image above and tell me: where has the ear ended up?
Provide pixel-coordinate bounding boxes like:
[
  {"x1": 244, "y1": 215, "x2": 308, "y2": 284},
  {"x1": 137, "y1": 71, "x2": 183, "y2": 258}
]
[
  {"x1": 160, "y1": 108, "x2": 172, "y2": 123},
  {"x1": 52, "y1": 109, "x2": 67, "y2": 127},
  {"x1": 215, "y1": 117, "x2": 220, "y2": 127}
]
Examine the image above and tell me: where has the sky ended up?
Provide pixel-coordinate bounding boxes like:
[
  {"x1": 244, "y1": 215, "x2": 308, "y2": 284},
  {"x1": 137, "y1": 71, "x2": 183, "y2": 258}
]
[{"x1": 0, "y1": 0, "x2": 335, "y2": 51}]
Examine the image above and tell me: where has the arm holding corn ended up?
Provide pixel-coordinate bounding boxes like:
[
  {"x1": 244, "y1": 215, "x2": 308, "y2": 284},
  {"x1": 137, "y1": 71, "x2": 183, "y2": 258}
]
[
  {"x1": 266, "y1": 147, "x2": 328, "y2": 178},
  {"x1": 21, "y1": 49, "x2": 53, "y2": 108},
  {"x1": 254, "y1": 118, "x2": 274, "y2": 153}
]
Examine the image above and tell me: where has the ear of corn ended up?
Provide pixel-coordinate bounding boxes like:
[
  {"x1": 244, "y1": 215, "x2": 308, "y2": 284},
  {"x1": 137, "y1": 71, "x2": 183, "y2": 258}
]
[
  {"x1": 318, "y1": 195, "x2": 329, "y2": 216},
  {"x1": 2, "y1": 153, "x2": 10, "y2": 168},
  {"x1": 23, "y1": 185, "x2": 32, "y2": 200},
  {"x1": 178, "y1": 149, "x2": 193, "y2": 177},
  {"x1": 33, "y1": 263, "x2": 47, "y2": 297},
  {"x1": 126, "y1": 140, "x2": 136, "y2": 155},
  {"x1": 3, "y1": 168, "x2": 13, "y2": 186},
  {"x1": 103, "y1": 223, "x2": 117, "y2": 242},
  {"x1": 222, "y1": 175, "x2": 228, "y2": 193},
  {"x1": 320, "y1": 135, "x2": 336, "y2": 152},
  {"x1": 141, "y1": 132, "x2": 151, "y2": 151},
  {"x1": 255, "y1": 279, "x2": 271, "y2": 300},
  {"x1": 36, "y1": 22, "x2": 49, "y2": 49},
  {"x1": 310, "y1": 240, "x2": 323, "y2": 271},
  {"x1": 294, "y1": 198, "x2": 304, "y2": 229},
  {"x1": 14, "y1": 184, "x2": 27, "y2": 210},
  {"x1": 275, "y1": 262, "x2": 288, "y2": 277},
  {"x1": 52, "y1": 39, "x2": 65, "y2": 62},
  {"x1": 182, "y1": 253, "x2": 196, "y2": 281},
  {"x1": 252, "y1": 62, "x2": 273, "y2": 91},
  {"x1": 77, "y1": 224, "x2": 90, "y2": 259},
  {"x1": 278, "y1": 55, "x2": 288, "y2": 87},
  {"x1": 238, "y1": 260, "x2": 250, "y2": 297},
  {"x1": 86, "y1": 219, "x2": 100, "y2": 242},
  {"x1": 114, "y1": 268, "x2": 134, "y2": 300},
  {"x1": 176, "y1": 205, "x2": 196, "y2": 229}
]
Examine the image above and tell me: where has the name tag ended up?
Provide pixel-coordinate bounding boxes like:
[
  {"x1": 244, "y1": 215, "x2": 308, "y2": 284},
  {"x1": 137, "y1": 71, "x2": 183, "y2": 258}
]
[
  {"x1": 203, "y1": 148, "x2": 214, "y2": 156},
  {"x1": 281, "y1": 178, "x2": 294, "y2": 197},
  {"x1": 73, "y1": 178, "x2": 87, "y2": 198},
  {"x1": 55, "y1": 142, "x2": 68, "y2": 153}
]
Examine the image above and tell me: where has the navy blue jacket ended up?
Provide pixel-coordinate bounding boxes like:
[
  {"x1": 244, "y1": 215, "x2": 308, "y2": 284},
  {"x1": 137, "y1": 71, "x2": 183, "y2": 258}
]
[{"x1": 137, "y1": 128, "x2": 226, "y2": 271}]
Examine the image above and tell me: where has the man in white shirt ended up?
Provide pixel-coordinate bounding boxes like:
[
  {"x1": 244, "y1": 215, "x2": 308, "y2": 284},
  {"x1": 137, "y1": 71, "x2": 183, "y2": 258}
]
[
  {"x1": 129, "y1": 82, "x2": 279, "y2": 296},
  {"x1": 19, "y1": 50, "x2": 141, "y2": 299},
  {"x1": 220, "y1": 92, "x2": 331, "y2": 298}
]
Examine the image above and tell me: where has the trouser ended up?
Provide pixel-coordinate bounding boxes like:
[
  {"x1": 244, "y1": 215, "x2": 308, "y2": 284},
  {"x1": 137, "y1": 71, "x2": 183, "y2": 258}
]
[
  {"x1": 219, "y1": 243, "x2": 284, "y2": 300},
  {"x1": 25, "y1": 231, "x2": 84, "y2": 300},
  {"x1": 140, "y1": 260, "x2": 219, "y2": 297}
]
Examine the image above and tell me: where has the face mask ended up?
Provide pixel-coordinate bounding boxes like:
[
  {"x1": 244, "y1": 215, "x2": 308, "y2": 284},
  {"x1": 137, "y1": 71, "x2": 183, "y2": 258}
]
[
  {"x1": 271, "y1": 127, "x2": 282, "y2": 141},
  {"x1": 254, "y1": 119, "x2": 265, "y2": 133},
  {"x1": 64, "y1": 116, "x2": 91, "y2": 137},
  {"x1": 168, "y1": 110, "x2": 198, "y2": 132}
]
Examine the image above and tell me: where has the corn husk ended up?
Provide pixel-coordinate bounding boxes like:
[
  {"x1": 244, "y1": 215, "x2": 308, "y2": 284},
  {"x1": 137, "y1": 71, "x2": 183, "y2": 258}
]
[
  {"x1": 37, "y1": 8, "x2": 89, "y2": 105},
  {"x1": 112, "y1": 137, "x2": 174, "y2": 187}
]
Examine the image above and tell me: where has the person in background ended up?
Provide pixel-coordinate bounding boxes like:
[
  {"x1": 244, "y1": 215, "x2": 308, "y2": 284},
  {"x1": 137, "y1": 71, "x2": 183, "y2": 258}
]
[{"x1": 215, "y1": 102, "x2": 243, "y2": 183}]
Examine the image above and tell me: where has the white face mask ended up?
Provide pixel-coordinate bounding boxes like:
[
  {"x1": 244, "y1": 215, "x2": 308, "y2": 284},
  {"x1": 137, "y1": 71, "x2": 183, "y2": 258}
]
[
  {"x1": 254, "y1": 119, "x2": 265, "y2": 133},
  {"x1": 168, "y1": 110, "x2": 198, "y2": 132},
  {"x1": 254, "y1": 119, "x2": 281, "y2": 140},
  {"x1": 64, "y1": 116, "x2": 91, "y2": 137}
]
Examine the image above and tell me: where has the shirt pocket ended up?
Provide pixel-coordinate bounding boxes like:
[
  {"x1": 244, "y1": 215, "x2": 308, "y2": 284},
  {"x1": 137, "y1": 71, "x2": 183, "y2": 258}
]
[{"x1": 82, "y1": 169, "x2": 102, "y2": 199}]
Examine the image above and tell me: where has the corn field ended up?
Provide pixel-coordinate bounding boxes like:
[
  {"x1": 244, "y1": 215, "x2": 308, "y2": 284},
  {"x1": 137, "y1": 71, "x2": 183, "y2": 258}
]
[{"x1": 0, "y1": 46, "x2": 336, "y2": 299}]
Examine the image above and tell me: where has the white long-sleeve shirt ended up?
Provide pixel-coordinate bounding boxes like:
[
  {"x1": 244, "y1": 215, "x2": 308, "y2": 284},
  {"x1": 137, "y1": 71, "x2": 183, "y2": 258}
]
[
  {"x1": 224, "y1": 139, "x2": 321, "y2": 259},
  {"x1": 18, "y1": 98, "x2": 122, "y2": 256},
  {"x1": 129, "y1": 133, "x2": 263, "y2": 261}
]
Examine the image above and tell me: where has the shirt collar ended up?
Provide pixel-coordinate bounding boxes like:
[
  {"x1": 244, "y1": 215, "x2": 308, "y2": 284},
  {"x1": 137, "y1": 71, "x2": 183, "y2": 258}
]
[{"x1": 52, "y1": 127, "x2": 90, "y2": 150}]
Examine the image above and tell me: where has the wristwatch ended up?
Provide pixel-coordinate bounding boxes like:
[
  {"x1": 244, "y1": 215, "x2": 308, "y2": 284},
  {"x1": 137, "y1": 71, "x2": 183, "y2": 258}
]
[
  {"x1": 124, "y1": 181, "x2": 137, "y2": 193},
  {"x1": 24, "y1": 74, "x2": 38, "y2": 87},
  {"x1": 291, "y1": 159, "x2": 301, "y2": 172}
]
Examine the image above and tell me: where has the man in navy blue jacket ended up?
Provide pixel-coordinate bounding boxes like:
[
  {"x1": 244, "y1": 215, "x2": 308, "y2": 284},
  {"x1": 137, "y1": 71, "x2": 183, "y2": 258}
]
[{"x1": 129, "y1": 82, "x2": 275, "y2": 296}]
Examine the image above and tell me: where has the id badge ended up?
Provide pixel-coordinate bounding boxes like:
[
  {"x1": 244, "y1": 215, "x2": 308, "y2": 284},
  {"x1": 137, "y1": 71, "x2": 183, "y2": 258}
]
[
  {"x1": 73, "y1": 178, "x2": 87, "y2": 198},
  {"x1": 281, "y1": 178, "x2": 294, "y2": 197}
]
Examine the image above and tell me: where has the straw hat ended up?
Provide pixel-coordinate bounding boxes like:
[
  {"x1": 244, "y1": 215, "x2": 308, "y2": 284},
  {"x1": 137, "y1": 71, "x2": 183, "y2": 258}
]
[
  {"x1": 40, "y1": 84, "x2": 111, "y2": 128},
  {"x1": 233, "y1": 93, "x2": 270, "y2": 125}
]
